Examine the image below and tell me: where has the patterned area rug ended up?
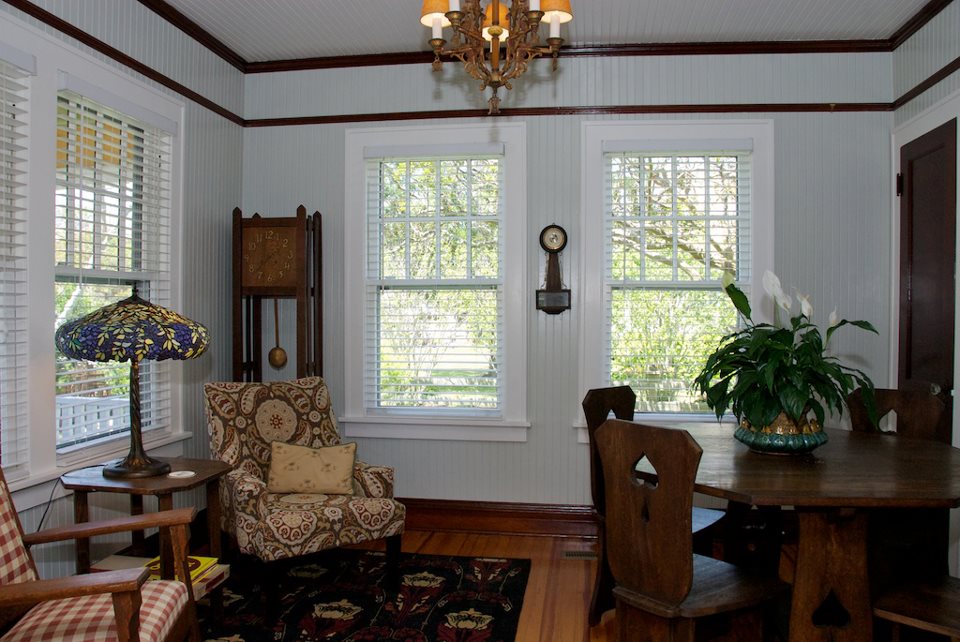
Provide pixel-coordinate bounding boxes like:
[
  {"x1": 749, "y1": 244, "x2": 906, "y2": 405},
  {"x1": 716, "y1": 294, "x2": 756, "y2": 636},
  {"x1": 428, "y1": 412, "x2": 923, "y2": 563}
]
[{"x1": 201, "y1": 549, "x2": 531, "y2": 642}]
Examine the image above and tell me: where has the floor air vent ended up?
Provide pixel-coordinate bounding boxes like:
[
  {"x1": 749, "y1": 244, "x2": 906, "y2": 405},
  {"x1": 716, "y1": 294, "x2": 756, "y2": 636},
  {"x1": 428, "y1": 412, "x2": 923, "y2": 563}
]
[{"x1": 561, "y1": 550, "x2": 598, "y2": 561}]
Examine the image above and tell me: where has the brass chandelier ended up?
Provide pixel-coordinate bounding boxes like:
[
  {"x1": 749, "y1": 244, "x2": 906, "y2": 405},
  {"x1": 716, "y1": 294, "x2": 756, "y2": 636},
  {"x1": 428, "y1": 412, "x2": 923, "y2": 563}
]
[{"x1": 420, "y1": 0, "x2": 573, "y2": 114}]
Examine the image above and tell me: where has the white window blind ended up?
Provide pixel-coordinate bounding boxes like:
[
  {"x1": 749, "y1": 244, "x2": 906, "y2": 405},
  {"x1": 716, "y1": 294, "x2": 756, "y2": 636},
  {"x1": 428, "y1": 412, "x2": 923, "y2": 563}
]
[
  {"x1": 364, "y1": 155, "x2": 504, "y2": 413},
  {"x1": 54, "y1": 90, "x2": 173, "y2": 449},
  {"x1": 0, "y1": 59, "x2": 30, "y2": 474},
  {"x1": 604, "y1": 151, "x2": 752, "y2": 413}
]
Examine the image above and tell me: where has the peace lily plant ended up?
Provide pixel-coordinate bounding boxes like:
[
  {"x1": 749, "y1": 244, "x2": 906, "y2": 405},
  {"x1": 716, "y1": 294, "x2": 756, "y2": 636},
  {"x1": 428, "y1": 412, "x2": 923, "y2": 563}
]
[{"x1": 693, "y1": 271, "x2": 878, "y2": 436}]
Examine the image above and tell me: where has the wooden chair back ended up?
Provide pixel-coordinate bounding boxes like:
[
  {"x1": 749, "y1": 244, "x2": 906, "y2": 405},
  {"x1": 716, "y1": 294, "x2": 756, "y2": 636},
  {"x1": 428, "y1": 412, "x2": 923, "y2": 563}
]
[
  {"x1": 581, "y1": 386, "x2": 636, "y2": 514},
  {"x1": 847, "y1": 387, "x2": 949, "y2": 444},
  {"x1": 596, "y1": 418, "x2": 700, "y2": 605},
  {"x1": 849, "y1": 388, "x2": 956, "y2": 639}
]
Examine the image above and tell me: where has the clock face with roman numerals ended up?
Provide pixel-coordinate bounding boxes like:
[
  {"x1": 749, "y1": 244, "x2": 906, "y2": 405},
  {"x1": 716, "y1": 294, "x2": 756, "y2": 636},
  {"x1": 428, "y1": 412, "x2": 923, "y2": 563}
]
[{"x1": 241, "y1": 226, "x2": 297, "y2": 288}]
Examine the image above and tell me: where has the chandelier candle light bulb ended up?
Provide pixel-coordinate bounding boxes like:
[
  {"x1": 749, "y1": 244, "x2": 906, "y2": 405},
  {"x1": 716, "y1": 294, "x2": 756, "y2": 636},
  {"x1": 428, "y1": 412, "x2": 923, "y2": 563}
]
[{"x1": 420, "y1": 0, "x2": 572, "y2": 114}]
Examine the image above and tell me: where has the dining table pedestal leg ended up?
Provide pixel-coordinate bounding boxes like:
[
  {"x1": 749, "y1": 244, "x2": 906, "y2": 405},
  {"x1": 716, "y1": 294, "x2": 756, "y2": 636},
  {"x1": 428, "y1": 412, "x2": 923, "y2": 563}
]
[{"x1": 790, "y1": 508, "x2": 871, "y2": 641}]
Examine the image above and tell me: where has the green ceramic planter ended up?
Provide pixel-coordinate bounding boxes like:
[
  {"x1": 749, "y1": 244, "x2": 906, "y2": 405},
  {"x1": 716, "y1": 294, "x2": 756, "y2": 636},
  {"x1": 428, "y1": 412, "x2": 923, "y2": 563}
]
[{"x1": 734, "y1": 411, "x2": 828, "y2": 454}]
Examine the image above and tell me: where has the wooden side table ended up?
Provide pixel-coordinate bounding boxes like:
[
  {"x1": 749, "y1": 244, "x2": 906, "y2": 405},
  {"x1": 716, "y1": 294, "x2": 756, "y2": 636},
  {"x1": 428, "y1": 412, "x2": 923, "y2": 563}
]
[{"x1": 60, "y1": 457, "x2": 231, "y2": 581}]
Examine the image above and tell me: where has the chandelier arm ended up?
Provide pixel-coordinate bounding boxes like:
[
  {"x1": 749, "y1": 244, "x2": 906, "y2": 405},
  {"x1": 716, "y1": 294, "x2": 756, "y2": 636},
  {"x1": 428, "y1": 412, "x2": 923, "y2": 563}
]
[
  {"x1": 499, "y1": 44, "x2": 543, "y2": 84},
  {"x1": 425, "y1": 0, "x2": 569, "y2": 113},
  {"x1": 497, "y1": 2, "x2": 552, "y2": 83}
]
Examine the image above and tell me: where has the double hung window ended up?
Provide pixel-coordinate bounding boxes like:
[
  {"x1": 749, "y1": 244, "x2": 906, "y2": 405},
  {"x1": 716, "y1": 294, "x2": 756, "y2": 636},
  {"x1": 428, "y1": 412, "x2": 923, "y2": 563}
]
[
  {"x1": 581, "y1": 121, "x2": 774, "y2": 418},
  {"x1": 54, "y1": 91, "x2": 173, "y2": 450},
  {"x1": 343, "y1": 124, "x2": 527, "y2": 441},
  {"x1": 365, "y1": 155, "x2": 503, "y2": 412}
]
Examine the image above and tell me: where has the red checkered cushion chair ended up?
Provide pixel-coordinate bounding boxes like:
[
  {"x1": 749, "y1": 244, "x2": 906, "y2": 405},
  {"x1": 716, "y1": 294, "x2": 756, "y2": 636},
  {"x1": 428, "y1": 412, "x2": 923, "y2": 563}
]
[
  {"x1": 203, "y1": 377, "x2": 405, "y2": 563},
  {"x1": 0, "y1": 468, "x2": 200, "y2": 642}
]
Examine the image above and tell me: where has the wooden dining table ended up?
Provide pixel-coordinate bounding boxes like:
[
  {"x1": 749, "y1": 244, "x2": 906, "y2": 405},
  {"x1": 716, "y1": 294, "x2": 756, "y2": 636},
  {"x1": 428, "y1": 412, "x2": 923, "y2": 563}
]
[{"x1": 671, "y1": 422, "x2": 960, "y2": 641}]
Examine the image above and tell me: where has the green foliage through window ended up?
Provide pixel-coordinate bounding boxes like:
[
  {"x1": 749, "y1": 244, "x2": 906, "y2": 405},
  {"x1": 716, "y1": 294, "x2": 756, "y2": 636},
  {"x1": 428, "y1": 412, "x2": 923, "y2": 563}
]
[
  {"x1": 369, "y1": 156, "x2": 503, "y2": 412},
  {"x1": 605, "y1": 152, "x2": 750, "y2": 413}
]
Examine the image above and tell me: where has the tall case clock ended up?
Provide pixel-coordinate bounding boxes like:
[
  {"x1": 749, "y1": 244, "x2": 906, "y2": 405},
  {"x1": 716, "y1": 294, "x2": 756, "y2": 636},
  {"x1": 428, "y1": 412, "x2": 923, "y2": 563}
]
[{"x1": 232, "y1": 205, "x2": 323, "y2": 381}]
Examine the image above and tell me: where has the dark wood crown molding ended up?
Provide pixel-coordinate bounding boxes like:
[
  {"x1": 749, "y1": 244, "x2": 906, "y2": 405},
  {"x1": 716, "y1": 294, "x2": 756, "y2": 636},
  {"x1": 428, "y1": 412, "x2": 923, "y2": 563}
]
[
  {"x1": 563, "y1": 40, "x2": 893, "y2": 57},
  {"x1": 242, "y1": 40, "x2": 895, "y2": 74},
  {"x1": 136, "y1": 0, "x2": 953, "y2": 75},
  {"x1": 136, "y1": 0, "x2": 246, "y2": 72},
  {"x1": 889, "y1": 0, "x2": 954, "y2": 49},
  {"x1": 243, "y1": 40, "x2": 895, "y2": 74},
  {"x1": 245, "y1": 52, "x2": 438, "y2": 74},
  {"x1": 243, "y1": 102, "x2": 893, "y2": 128}
]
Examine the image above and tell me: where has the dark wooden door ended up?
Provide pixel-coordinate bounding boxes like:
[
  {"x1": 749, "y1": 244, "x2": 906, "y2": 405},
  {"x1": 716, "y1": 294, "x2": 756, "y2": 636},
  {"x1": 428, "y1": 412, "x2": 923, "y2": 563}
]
[{"x1": 898, "y1": 118, "x2": 957, "y2": 439}]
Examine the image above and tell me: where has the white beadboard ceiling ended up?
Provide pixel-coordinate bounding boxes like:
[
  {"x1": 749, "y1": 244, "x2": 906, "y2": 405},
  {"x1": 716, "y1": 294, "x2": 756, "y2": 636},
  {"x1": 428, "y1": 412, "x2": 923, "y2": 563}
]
[{"x1": 161, "y1": 0, "x2": 934, "y2": 63}]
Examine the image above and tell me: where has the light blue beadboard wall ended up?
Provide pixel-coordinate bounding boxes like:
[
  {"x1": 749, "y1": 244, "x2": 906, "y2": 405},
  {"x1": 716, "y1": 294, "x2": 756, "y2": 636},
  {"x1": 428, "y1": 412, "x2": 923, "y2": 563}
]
[
  {"x1": 244, "y1": 52, "x2": 891, "y2": 118},
  {"x1": 0, "y1": 2, "x2": 243, "y2": 577},
  {"x1": 894, "y1": 0, "x2": 960, "y2": 125},
  {"x1": 241, "y1": 52, "x2": 895, "y2": 503}
]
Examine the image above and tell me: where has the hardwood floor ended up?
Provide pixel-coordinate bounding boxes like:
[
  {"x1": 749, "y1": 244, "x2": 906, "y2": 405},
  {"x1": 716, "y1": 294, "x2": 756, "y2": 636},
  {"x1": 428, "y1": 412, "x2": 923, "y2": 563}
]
[{"x1": 396, "y1": 529, "x2": 616, "y2": 642}]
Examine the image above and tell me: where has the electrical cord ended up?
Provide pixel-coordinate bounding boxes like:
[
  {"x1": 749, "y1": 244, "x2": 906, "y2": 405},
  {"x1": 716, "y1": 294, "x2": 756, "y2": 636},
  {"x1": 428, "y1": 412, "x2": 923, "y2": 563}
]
[{"x1": 34, "y1": 478, "x2": 62, "y2": 532}]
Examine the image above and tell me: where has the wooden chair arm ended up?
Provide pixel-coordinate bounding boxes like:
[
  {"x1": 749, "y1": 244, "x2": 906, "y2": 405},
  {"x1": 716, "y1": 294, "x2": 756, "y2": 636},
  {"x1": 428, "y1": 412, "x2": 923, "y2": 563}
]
[
  {"x1": 22, "y1": 507, "x2": 197, "y2": 547},
  {"x1": 0, "y1": 568, "x2": 148, "y2": 607}
]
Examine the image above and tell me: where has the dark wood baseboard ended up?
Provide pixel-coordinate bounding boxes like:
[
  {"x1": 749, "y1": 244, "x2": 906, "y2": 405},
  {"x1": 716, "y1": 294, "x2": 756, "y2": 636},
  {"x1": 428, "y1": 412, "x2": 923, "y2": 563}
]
[
  {"x1": 190, "y1": 499, "x2": 597, "y2": 550},
  {"x1": 398, "y1": 498, "x2": 598, "y2": 539}
]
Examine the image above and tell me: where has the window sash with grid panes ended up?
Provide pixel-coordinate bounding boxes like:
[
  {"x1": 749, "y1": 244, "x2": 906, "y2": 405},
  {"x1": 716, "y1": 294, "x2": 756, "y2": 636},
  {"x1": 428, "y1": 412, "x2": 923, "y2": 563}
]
[
  {"x1": 54, "y1": 91, "x2": 173, "y2": 449},
  {"x1": 605, "y1": 151, "x2": 751, "y2": 413},
  {"x1": 365, "y1": 156, "x2": 503, "y2": 413},
  {"x1": 0, "y1": 58, "x2": 30, "y2": 474}
]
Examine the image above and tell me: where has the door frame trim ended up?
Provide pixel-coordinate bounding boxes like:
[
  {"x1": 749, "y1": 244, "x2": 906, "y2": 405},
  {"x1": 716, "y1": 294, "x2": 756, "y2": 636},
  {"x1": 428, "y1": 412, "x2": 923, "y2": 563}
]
[
  {"x1": 893, "y1": 91, "x2": 960, "y2": 447},
  {"x1": 893, "y1": 90, "x2": 960, "y2": 577}
]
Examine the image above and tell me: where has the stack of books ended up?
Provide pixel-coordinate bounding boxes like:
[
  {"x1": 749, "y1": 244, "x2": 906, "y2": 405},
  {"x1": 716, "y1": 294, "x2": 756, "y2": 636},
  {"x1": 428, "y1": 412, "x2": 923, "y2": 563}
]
[
  {"x1": 92, "y1": 554, "x2": 229, "y2": 599},
  {"x1": 145, "y1": 554, "x2": 217, "y2": 581}
]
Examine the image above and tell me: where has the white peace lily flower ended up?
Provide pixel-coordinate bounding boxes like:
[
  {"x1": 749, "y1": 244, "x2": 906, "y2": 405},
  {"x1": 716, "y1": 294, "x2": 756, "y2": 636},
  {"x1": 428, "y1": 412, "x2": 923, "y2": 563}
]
[
  {"x1": 798, "y1": 293, "x2": 813, "y2": 318},
  {"x1": 761, "y1": 270, "x2": 781, "y2": 298},
  {"x1": 762, "y1": 270, "x2": 792, "y2": 312},
  {"x1": 829, "y1": 308, "x2": 839, "y2": 328},
  {"x1": 721, "y1": 271, "x2": 735, "y2": 289}
]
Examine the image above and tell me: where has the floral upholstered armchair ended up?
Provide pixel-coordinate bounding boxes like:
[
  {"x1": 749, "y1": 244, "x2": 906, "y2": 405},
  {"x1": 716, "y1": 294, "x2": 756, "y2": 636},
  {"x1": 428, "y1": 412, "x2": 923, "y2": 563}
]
[{"x1": 203, "y1": 377, "x2": 405, "y2": 563}]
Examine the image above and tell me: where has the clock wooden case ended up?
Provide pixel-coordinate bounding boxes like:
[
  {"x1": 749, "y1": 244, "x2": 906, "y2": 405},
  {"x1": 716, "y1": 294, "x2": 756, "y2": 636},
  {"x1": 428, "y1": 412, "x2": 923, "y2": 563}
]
[
  {"x1": 232, "y1": 206, "x2": 323, "y2": 381},
  {"x1": 537, "y1": 224, "x2": 570, "y2": 314}
]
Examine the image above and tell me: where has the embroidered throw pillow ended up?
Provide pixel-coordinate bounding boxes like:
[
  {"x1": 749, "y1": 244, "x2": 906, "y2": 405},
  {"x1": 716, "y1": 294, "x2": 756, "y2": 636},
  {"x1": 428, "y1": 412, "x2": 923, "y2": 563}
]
[{"x1": 267, "y1": 441, "x2": 357, "y2": 494}]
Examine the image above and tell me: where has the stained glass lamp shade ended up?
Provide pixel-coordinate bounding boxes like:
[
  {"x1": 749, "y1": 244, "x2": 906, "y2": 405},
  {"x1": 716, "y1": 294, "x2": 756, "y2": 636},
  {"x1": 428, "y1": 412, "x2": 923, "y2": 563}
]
[{"x1": 55, "y1": 288, "x2": 209, "y2": 478}]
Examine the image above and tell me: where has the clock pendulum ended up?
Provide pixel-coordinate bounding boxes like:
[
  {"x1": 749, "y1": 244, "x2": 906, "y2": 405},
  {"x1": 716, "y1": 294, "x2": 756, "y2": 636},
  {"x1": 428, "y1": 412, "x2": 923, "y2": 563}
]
[{"x1": 268, "y1": 298, "x2": 288, "y2": 368}]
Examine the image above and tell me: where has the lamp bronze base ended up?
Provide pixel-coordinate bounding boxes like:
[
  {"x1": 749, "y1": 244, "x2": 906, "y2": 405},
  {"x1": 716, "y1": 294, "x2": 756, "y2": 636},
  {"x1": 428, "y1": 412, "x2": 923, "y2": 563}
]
[{"x1": 102, "y1": 455, "x2": 171, "y2": 479}]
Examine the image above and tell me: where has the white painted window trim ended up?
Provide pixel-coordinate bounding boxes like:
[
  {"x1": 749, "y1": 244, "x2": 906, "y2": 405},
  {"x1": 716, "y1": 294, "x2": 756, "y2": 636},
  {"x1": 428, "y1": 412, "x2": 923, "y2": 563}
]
[
  {"x1": 342, "y1": 123, "x2": 529, "y2": 442},
  {"x1": 1, "y1": 12, "x2": 187, "y2": 495},
  {"x1": 576, "y1": 119, "x2": 776, "y2": 443}
]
